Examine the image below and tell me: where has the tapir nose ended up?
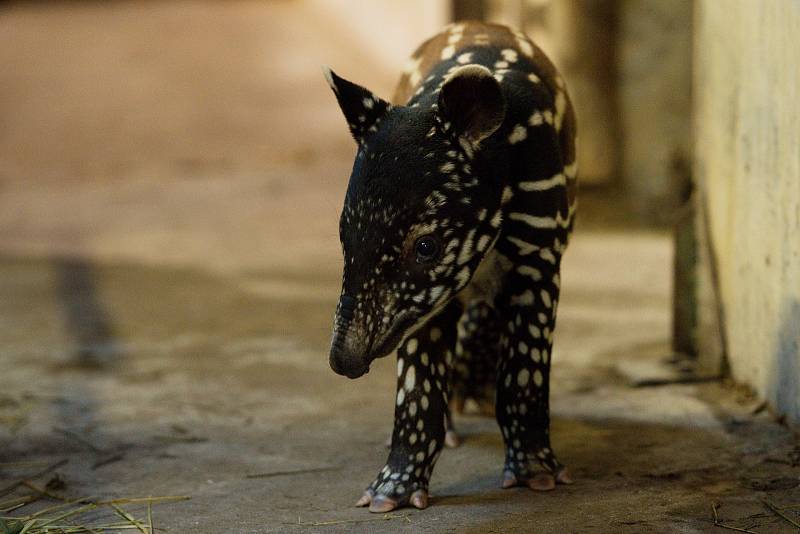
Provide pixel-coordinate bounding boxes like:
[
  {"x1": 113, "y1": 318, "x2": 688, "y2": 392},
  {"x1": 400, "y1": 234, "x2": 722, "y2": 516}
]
[
  {"x1": 329, "y1": 341, "x2": 370, "y2": 378},
  {"x1": 329, "y1": 295, "x2": 370, "y2": 378},
  {"x1": 338, "y1": 294, "x2": 356, "y2": 321},
  {"x1": 329, "y1": 349, "x2": 370, "y2": 378}
]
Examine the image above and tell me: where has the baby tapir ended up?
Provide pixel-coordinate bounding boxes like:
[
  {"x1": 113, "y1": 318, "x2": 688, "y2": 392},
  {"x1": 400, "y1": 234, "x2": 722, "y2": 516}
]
[{"x1": 325, "y1": 21, "x2": 577, "y2": 512}]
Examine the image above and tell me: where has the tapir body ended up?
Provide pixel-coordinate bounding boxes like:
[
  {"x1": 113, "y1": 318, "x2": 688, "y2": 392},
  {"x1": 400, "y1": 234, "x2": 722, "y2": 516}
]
[{"x1": 326, "y1": 21, "x2": 577, "y2": 512}]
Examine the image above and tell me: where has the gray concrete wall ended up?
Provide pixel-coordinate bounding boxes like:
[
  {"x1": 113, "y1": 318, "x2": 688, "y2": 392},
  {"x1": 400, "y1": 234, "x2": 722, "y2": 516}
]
[
  {"x1": 694, "y1": 1, "x2": 800, "y2": 419},
  {"x1": 618, "y1": 0, "x2": 693, "y2": 221},
  {"x1": 525, "y1": 0, "x2": 620, "y2": 186},
  {"x1": 485, "y1": 0, "x2": 694, "y2": 207}
]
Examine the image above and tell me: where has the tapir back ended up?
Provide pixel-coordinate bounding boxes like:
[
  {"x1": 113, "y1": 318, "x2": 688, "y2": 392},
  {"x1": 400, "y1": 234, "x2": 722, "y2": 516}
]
[{"x1": 394, "y1": 21, "x2": 577, "y2": 256}]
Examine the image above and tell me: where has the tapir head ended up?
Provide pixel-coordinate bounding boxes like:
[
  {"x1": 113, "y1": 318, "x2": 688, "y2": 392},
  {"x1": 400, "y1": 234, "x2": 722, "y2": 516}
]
[{"x1": 325, "y1": 65, "x2": 507, "y2": 378}]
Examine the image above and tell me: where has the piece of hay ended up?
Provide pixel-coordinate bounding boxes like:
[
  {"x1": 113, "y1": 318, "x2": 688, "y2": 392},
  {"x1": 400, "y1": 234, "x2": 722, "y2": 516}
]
[
  {"x1": 1, "y1": 495, "x2": 190, "y2": 533},
  {"x1": 297, "y1": 512, "x2": 412, "y2": 527},
  {"x1": 245, "y1": 466, "x2": 339, "y2": 479},
  {"x1": 763, "y1": 500, "x2": 800, "y2": 530},
  {"x1": 711, "y1": 502, "x2": 761, "y2": 534}
]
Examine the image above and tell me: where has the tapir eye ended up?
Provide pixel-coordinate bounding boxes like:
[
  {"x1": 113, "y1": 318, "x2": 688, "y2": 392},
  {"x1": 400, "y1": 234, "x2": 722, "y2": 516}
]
[{"x1": 415, "y1": 236, "x2": 440, "y2": 263}]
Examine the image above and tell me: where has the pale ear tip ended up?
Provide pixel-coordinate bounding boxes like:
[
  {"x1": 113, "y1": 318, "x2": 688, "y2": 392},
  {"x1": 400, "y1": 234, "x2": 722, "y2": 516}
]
[
  {"x1": 444, "y1": 64, "x2": 494, "y2": 84},
  {"x1": 322, "y1": 65, "x2": 337, "y2": 91}
]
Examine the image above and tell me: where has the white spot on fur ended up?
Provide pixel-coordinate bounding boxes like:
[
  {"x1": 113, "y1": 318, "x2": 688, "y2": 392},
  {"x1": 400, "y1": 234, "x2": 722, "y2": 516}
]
[
  {"x1": 534, "y1": 370, "x2": 544, "y2": 387},
  {"x1": 428, "y1": 440, "x2": 438, "y2": 456},
  {"x1": 517, "y1": 38, "x2": 534, "y2": 57},
  {"x1": 501, "y1": 49, "x2": 518, "y2": 62},
  {"x1": 565, "y1": 160, "x2": 578, "y2": 178},
  {"x1": 404, "y1": 56, "x2": 423, "y2": 87},
  {"x1": 405, "y1": 365, "x2": 416, "y2": 391},
  {"x1": 474, "y1": 33, "x2": 490, "y2": 45},
  {"x1": 476, "y1": 234, "x2": 491, "y2": 252},
  {"x1": 455, "y1": 266, "x2": 471, "y2": 288},
  {"x1": 430, "y1": 285, "x2": 445, "y2": 302},
  {"x1": 519, "y1": 173, "x2": 566, "y2": 192},
  {"x1": 508, "y1": 125, "x2": 527, "y2": 144},
  {"x1": 509, "y1": 212, "x2": 559, "y2": 229},
  {"x1": 457, "y1": 229, "x2": 476, "y2": 265},
  {"x1": 517, "y1": 265, "x2": 542, "y2": 280},
  {"x1": 506, "y1": 236, "x2": 539, "y2": 256},
  {"x1": 517, "y1": 368, "x2": 530, "y2": 387},
  {"x1": 554, "y1": 91, "x2": 567, "y2": 131},
  {"x1": 510, "y1": 290, "x2": 535, "y2": 306},
  {"x1": 540, "y1": 248, "x2": 557, "y2": 263}
]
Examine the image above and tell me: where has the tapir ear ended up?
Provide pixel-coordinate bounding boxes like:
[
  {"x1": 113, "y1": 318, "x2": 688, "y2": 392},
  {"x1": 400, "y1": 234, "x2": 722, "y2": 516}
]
[
  {"x1": 323, "y1": 67, "x2": 391, "y2": 144},
  {"x1": 438, "y1": 65, "x2": 505, "y2": 146}
]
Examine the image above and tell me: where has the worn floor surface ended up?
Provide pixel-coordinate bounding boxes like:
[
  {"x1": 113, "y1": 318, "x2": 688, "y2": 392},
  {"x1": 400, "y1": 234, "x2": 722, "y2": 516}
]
[
  {"x1": 3, "y1": 217, "x2": 800, "y2": 533},
  {"x1": 2, "y1": 2, "x2": 800, "y2": 533}
]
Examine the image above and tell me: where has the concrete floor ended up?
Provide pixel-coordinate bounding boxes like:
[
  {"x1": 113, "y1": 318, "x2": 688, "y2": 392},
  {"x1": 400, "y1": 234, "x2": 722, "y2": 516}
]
[
  {"x1": 2, "y1": 2, "x2": 800, "y2": 533},
  {"x1": 3, "y1": 196, "x2": 800, "y2": 533}
]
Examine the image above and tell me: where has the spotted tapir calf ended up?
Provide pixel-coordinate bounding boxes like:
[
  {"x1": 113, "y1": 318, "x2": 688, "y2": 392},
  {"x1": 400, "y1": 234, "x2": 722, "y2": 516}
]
[{"x1": 325, "y1": 21, "x2": 577, "y2": 512}]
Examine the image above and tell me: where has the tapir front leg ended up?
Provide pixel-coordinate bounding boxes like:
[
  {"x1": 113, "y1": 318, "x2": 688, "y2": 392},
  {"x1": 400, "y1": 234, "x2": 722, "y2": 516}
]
[
  {"x1": 356, "y1": 300, "x2": 462, "y2": 512},
  {"x1": 495, "y1": 255, "x2": 573, "y2": 491}
]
